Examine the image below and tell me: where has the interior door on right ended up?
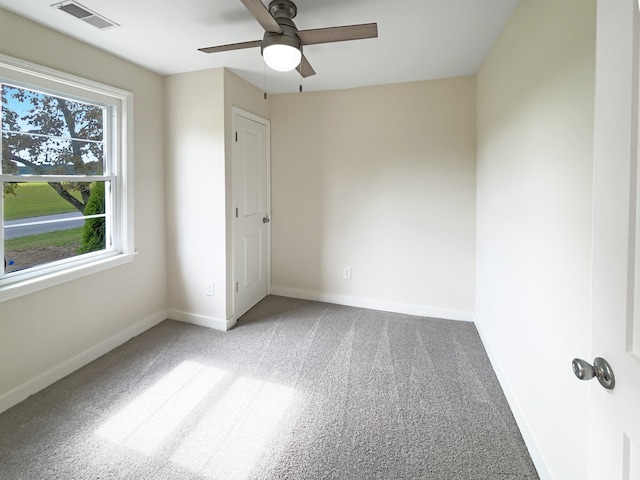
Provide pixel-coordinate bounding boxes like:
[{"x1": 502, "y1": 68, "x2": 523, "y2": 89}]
[
  {"x1": 233, "y1": 110, "x2": 270, "y2": 320},
  {"x1": 590, "y1": 0, "x2": 640, "y2": 478}
]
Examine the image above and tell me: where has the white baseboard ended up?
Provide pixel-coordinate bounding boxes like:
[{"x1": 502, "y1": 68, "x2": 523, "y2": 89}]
[
  {"x1": 269, "y1": 286, "x2": 474, "y2": 322},
  {"x1": 168, "y1": 309, "x2": 235, "y2": 332},
  {"x1": 0, "y1": 309, "x2": 167, "y2": 415},
  {"x1": 473, "y1": 314, "x2": 551, "y2": 480}
]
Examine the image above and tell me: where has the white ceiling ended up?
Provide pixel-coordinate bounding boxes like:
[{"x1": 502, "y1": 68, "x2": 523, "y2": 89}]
[{"x1": 0, "y1": 0, "x2": 520, "y2": 94}]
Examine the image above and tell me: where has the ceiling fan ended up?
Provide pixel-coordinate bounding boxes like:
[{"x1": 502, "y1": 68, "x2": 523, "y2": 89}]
[{"x1": 198, "y1": 0, "x2": 378, "y2": 78}]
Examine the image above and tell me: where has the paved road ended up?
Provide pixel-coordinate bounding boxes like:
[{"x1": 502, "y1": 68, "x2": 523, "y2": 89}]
[{"x1": 4, "y1": 212, "x2": 85, "y2": 240}]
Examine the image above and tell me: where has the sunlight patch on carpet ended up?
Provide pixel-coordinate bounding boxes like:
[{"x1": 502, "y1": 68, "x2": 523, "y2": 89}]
[
  {"x1": 95, "y1": 361, "x2": 227, "y2": 454},
  {"x1": 94, "y1": 359, "x2": 296, "y2": 479},
  {"x1": 170, "y1": 376, "x2": 296, "y2": 479}
]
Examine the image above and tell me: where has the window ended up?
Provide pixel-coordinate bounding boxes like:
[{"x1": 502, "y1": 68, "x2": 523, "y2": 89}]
[{"x1": 0, "y1": 54, "x2": 134, "y2": 301}]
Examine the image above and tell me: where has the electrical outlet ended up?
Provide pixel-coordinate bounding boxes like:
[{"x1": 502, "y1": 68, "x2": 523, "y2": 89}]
[
  {"x1": 206, "y1": 281, "x2": 215, "y2": 296},
  {"x1": 343, "y1": 267, "x2": 351, "y2": 280}
]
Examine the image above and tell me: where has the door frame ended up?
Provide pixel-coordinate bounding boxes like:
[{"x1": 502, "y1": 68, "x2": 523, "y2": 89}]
[{"x1": 231, "y1": 106, "x2": 271, "y2": 321}]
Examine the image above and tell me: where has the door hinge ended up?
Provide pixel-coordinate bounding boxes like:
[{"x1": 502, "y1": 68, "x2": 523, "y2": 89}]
[
  {"x1": 235, "y1": 282, "x2": 239, "y2": 293},
  {"x1": 235, "y1": 207, "x2": 238, "y2": 218},
  {"x1": 235, "y1": 131, "x2": 238, "y2": 142}
]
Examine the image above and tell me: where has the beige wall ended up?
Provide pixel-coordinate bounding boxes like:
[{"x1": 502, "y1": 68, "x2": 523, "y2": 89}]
[
  {"x1": 165, "y1": 68, "x2": 269, "y2": 327},
  {"x1": 164, "y1": 68, "x2": 228, "y2": 328},
  {"x1": 0, "y1": 9, "x2": 167, "y2": 411},
  {"x1": 475, "y1": 0, "x2": 596, "y2": 478},
  {"x1": 165, "y1": 70, "x2": 476, "y2": 324},
  {"x1": 270, "y1": 77, "x2": 477, "y2": 319}
]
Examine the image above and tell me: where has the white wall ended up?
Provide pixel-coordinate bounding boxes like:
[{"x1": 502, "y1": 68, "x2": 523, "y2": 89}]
[
  {"x1": 0, "y1": 9, "x2": 167, "y2": 412},
  {"x1": 475, "y1": 0, "x2": 596, "y2": 478},
  {"x1": 164, "y1": 69, "x2": 228, "y2": 329},
  {"x1": 165, "y1": 68, "x2": 269, "y2": 328},
  {"x1": 269, "y1": 78, "x2": 477, "y2": 320}
]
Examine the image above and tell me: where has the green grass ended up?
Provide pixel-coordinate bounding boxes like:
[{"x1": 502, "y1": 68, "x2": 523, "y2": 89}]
[
  {"x1": 3, "y1": 183, "x2": 83, "y2": 221},
  {"x1": 5, "y1": 227, "x2": 83, "y2": 251}
]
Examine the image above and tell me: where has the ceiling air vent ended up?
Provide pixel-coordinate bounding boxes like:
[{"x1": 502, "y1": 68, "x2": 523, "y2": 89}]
[{"x1": 51, "y1": 1, "x2": 119, "y2": 30}]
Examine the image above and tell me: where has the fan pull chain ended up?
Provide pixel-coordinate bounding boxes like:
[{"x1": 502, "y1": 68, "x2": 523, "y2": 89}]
[
  {"x1": 263, "y1": 61, "x2": 268, "y2": 100},
  {"x1": 299, "y1": 68, "x2": 303, "y2": 93}
]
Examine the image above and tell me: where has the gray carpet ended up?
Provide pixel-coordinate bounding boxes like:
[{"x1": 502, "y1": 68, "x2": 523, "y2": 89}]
[{"x1": 0, "y1": 295, "x2": 539, "y2": 479}]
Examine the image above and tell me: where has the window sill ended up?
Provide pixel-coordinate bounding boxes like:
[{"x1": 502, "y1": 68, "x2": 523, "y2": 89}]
[{"x1": 0, "y1": 252, "x2": 137, "y2": 304}]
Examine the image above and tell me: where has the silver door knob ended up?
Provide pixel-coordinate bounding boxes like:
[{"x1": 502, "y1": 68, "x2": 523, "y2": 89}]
[{"x1": 572, "y1": 357, "x2": 615, "y2": 390}]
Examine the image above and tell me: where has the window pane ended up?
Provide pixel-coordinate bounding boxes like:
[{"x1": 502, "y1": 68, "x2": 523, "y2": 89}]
[
  {"x1": 3, "y1": 181, "x2": 109, "y2": 274},
  {"x1": 5, "y1": 226, "x2": 86, "y2": 273},
  {"x1": 1, "y1": 84, "x2": 104, "y2": 140},
  {"x1": 2, "y1": 132, "x2": 103, "y2": 175},
  {"x1": 0, "y1": 56, "x2": 130, "y2": 294},
  {"x1": 1, "y1": 83, "x2": 105, "y2": 176}
]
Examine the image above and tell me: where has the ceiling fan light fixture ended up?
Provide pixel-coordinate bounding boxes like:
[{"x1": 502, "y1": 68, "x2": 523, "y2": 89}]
[
  {"x1": 261, "y1": 27, "x2": 302, "y2": 72},
  {"x1": 263, "y1": 43, "x2": 301, "y2": 72}
]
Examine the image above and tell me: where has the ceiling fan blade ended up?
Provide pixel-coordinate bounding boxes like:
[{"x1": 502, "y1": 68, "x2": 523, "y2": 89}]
[
  {"x1": 298, "y1": 23, "x2": 378, "y2": 45},
  {"x1": 198, "y1": 40, "x2": 262, "y2": 54},
  {"x1": 296, "y1": 55, "x2": 316, "y2": 78},
  {"x1": 239, "y1": 0, "x2": 282, "y2": 33}
]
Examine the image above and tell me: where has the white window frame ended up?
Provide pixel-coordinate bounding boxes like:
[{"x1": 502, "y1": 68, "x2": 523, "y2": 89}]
[{"x1": 0, "y1": 53, "x2": 135, "y2": 303}]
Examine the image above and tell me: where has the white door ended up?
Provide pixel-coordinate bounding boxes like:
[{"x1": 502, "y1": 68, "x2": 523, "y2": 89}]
[
  {"x1": 589, "y1": 0, "x2": 640, "y2": 478},
  {"x1": 233, "y1": 109, "x2": 270, "y2": 319}
]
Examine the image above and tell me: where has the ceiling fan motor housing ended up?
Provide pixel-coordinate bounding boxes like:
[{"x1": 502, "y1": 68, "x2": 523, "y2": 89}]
[
  {"x1": 261, "y1": 7, "x2": 301, "y2": 55},
  {"x1": 268, "y1": 0, "x2": 297, "y2": 20}
]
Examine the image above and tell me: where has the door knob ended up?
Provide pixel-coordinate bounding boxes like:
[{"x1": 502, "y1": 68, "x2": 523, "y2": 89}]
[{"x1": 572, "y1": 357, "x2": 615, "y2": 390}]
